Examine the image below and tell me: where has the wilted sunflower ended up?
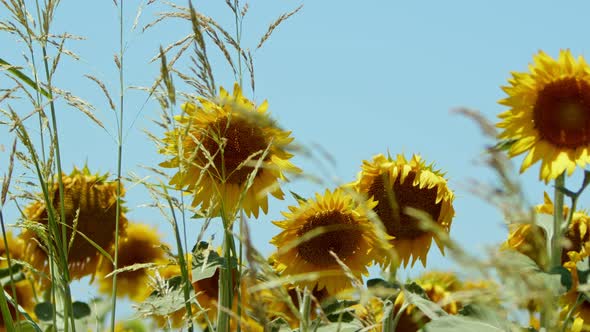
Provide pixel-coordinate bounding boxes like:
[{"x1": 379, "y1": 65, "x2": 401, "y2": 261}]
[
  {"x1": 159, "y1": 83, "x2": 300, "y2": 218},
  {"x1": 497, "y1": 50, "x2": 590, "y2": 182},
  {"x1": 271, "y1": 189, "x2": 390, "y2": 294},
  {"x1": 504, "y1": 192, "x2": 590, "y2": 267},
  {"x1": 97, "y1": 222, "x2": 167, "y2": 301},
  {"x1": 393, "y1": 271, "x2": 462, "y2": 332},
  {"x1": 20, "y1": 167, "x2": 128, "y2": 280},
  {"x1": 353, "y1": 153, "x2": 455, "y2": 267}
]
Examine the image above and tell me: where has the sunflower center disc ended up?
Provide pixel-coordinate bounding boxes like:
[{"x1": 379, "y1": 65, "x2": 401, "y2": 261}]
[
  {"x1": 202, "y1": 116, "x2": 270, "y2": 185},
  {"x1": 368, "y1": 172, "x2": 442, "y2": 239},
  {"x1": 534, "y1": 78, "x2": 590, "y2": 148},
  {"x1": 296, "y1": 210, "x2": 362, "y2": 267}
]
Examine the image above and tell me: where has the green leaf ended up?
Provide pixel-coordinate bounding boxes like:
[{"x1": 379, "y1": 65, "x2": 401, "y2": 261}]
[
  {"x1": 0, "y1": 58, "x2": 50, "y2": 98},
  {"x1": 0, "y1": 263, "x2": 22, "y2": 280},
  {"x1": 535, "y1": 213, "x2": 553, "y2": 258},
  {"x1": 72, "y1": 301, "x2": 91, "y2": 319},
  {"x1": 34, "y1": 302, "x2": 54, "y2": 321},
  {"x1": 314, "y1": 321, "x2": 363, "y2": 332},
  {"x1": 498, "y1": 250, "x2": 566, "y2": 297},
  {"x1": 420, "y1": 316, "x2": 504, "y2": 332},
  {"x1": 191, "y1": 241, "x2": 233, "y2": 283},
  {"x1": 492, "y1": 139, "x2": 517, "y2": 152},
  {"x1": 289, "y1": 191, "x2": 307, "y2": 203},
  {"x1": 403, "y1": 290, "x2": 448, "y2": 320},
  {"x1": 367, "y1": 278, "x2": 399, "y2": 290},
  {"x1": 137, "y1": 276, "x2": 187, "y2": 316},
  {"x1": 549, "y1": 266, "x2": 573, "y2": 291},
  {"x1": 458, "y1": 304, "x2": 510, "y2": 330},
  {"x1": 323, "y1": 300, "x2": 357, "y2": 323}
]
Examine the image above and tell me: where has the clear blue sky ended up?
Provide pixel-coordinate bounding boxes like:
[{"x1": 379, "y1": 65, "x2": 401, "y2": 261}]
[{"x1": 2, "y1": 0, "x2": 590, "y2": 322}]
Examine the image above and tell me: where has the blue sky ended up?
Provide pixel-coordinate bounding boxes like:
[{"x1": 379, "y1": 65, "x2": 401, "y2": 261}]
[{"x1": 2, "y1": 0, "x2": 590, "y2": 322}]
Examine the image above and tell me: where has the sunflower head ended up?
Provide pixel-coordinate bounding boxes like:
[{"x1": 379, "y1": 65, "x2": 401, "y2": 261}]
[
  {"x1": 271, "y1": 188, "x2": 391, "y2": 294},
  {"x1": 159, "y1": 84, "x2": 300, "y2": 218},
  {"x1": 497, "y1": 50, "x2": 590, "y2": 182},
  {"x1": 353, "y1": 153, "x2": 455, "y2": 267},
  {"x1": 354, "y1": 297, "x2": 385, "y2": 332},
  {"x1": 0, "y1": 233, "x2": 37, "y2": 330},
  {"x1": 19, "y1": 166, "x2": 128, "y2": 280},
  {"x1": 97, "y1": 222, "x2": 167, "y2": 301},
  {"x1": 393, "y1": 271, "x2": 462, "y2": 331},
  {"x1": 503, "y1": 223, "x2": 548, "y2": 269}
]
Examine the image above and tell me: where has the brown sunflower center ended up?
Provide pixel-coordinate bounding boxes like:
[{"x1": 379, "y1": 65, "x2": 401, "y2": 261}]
[
  {"x1": 296, "y1": 210, "x2": 363, "y2": 267},
  {"x1": 200, "y1": 116, "x2": 270, "y2": 185},
  {"x1": 368, "y1": 172, "x2": 442, "y2": 239},
  {"x1": 533, "y1": 78, "x2": 590, "y2": 148}
]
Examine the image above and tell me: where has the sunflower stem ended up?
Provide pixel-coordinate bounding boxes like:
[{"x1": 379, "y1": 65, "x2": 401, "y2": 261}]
[
  {"x1": 299, "y1": 287, "x2": 311, "y2": 332},
  {"x1": 218, "y1": 209, "x2": 235, "y2": 332},
  {"x1": 543, "y1": 172, "x2": 565, "y2": 330},
  {"x1": 551, "y1": 173, "x2": 565, "y2": 268}
]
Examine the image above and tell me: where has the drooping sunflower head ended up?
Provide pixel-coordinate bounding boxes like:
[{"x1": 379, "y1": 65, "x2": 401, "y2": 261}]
[
  {"x1": 393, "y1": 271, "x2": 462, "y2": 331},
  {"x1": 159, "y1": 83, "x2": 301, "y2": 218},
  {"x1": 97, "y1": 222, "x2": 167, "y2": 301},
  {"x1": 503, "y1": 223, "x2": 548, "y2": 269},
  {"x1": 271, "y1": 189, "x2": 391, "y2": 294},
  {"x1": 353, "y1": 153, "x2": 455, "y2": 267},
  {"x1": 19, "y1": 166, "x2": 128, "y2": 280},
  {"x1": 497, "y1": 50, "x2": 590, "y2": 182}
]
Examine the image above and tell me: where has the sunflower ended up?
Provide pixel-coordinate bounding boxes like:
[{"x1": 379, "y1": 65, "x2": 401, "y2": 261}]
[
  {"x1": 151, "y1": 253, "x2": 246, "y2": 330},
  {"x1": 354, "y1": 296, "x2": 385, "y2": 332},
  {"x1": 562, "y1": 244, "x2": 590, "y2": 331},
  {"x1": 497, "y1": 50, "x2": 590, "y2": 182},
  {"x1": 271, "y1": 189, "x2": 390, "y2": 295},
  {"x1": 393, "y1": 271, "x2": 462, "y2": 332},
  {"x1": 97, "y1": 223, "x2": 167, "y2": 301},
  {"x1": 266, "y1": 284, "x2": 330, "y2": 328},
  {"x1": 0, "y1": 232, "x2": 37, "y2": 331},
  {"x1": 504, "y1": 192, "x2": 590, "y2": 267},
  {"x1": 19, "y1": 166, "x2": 128, "y2": 280},
  {"x1": 353, "y1": 153, "x2": 455, "y2": 267},
  {"x1": 159, "y1": 83, "x2": 300, "y2": 218}
]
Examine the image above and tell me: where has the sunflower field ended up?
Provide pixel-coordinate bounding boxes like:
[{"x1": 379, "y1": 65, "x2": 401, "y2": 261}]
[{"x1": 1, "y1": 1, "x2": 590, "y2": 331}]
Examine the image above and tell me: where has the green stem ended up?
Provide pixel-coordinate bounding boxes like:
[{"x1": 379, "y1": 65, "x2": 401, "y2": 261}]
[
  {"x1": 110, "y1": 1, "x2": 125, "y2": 330},
  {"x1": 551, "y1": 173, "x2": 565, "y2": 268},
  {"x1": 299, "y1": 288, "x2": 311, "y2": 332},
  {"x1": 217, "y1": 210, "x2": 235, "y2": 332}
]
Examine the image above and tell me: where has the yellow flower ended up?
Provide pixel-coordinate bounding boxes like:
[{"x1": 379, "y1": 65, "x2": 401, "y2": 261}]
[
  {"x1": 504, "y1": 192, "x2": 590, "y2": 267},
  {"x1": 270, "y1": 189, "x2": 390, "y2": 294},
  {"x1": 97, "y1": 223, "x2": 167, "y2": 301},
  {"x1": 0, "y1": 232, "x2": 37, "y2": 331},
  {"x1": 393, "y1": 271, "x2": 462, "y2": 332},
  {"x1": 562, "y1": 244, "x2": 590, "y2": 331},
  {"x1": 354, "y1": 297, "x2": 385, "y2": 332},
  {"x1": 19, "y1": 167, "x2": 128, "y2": 280},
  {"x1": 497, "y1": 50, "x2": 590, "y2": 182},
  {"x1": 353, "y1": 153, "x2": 455, "y2": 267},
  {"x1": 159, "y1": 83, "x2": 300, "y2": 218}
]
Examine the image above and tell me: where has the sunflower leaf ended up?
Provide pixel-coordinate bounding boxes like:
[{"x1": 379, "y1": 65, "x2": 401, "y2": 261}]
[
  {"x1": 419, "y1": 315, "x2": 504, "y2": 332},
  {"x1": 72, "y1": 301, "x2": 91, "y2": 319},
  {"x1": 458, "y1": 304, "x2": 512, "y2": 331},
  {"x1": 323, "y1": 300, "x2": 357, "y2": 323},
  {"x1": 403, "y1": 288, "x2": 448, "y2": 320},
  {"x1": 191, "y1": 241, "x2": 229, "y2": 283},
  {"x1": 549, "y1": 266, "x2": 572, "y2": 291},
  {"x1": 34, "y1": 302, "x2": 54, "y2": 321}
]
